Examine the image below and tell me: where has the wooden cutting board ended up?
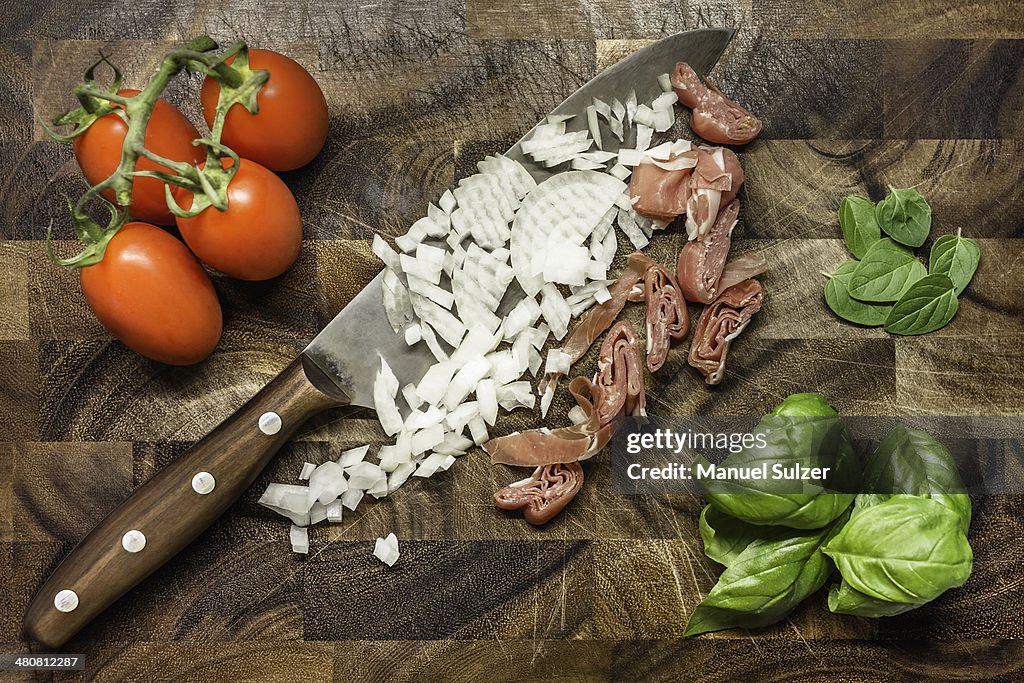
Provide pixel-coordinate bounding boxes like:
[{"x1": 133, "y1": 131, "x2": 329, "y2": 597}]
[{"x1": 1, "y1": 0, "x2": 1023, "y2": 680}]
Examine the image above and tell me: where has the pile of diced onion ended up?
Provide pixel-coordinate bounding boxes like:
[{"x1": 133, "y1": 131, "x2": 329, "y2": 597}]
[{"x1": 262, "y1": 76, "x2": 686, "y2": 555}]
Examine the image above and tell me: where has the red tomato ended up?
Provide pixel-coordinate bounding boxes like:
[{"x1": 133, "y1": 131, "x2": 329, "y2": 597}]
[
  {"x1": 174, "y1": 158, "x2": 302, "y2": 281},
  {"x1": 72, "y1": 89, "x2": 203, "y2": 225},
  {"x1": 80, "y1": 222, "x2": 222, "y2": 365},
  {"x1": 201, "y1": 49, "x2": 328, "y2": 171}
]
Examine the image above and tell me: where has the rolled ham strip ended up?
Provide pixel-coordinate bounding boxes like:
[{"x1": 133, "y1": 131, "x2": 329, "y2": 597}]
[
  {"x1": 671, "y1": 62, "x2": 762, "y2": 145},
  {"x1": 643, "y1": 265, "x2": 689, "y2": 372},
  {"x1": 593, "y1": 320, "x2": 647, "y2": 423},
  {"x1": 688, "y1": 278, "x2": 764, "y2": 385},
  {"x1": 678, "y1": 199, "x2": 739, "y2": 304},
  {"x1": 494, "y1": 461, "x2": 584, "y2": 525},
  {"x1": 629, "y1": 148, "x2": 698, "y2": 220},
  {"x1": 685, "y1": 147, "x2": 744, "y2": 241}
]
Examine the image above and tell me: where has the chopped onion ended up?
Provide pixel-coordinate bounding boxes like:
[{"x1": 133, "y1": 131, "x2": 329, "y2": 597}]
[
  {"x1": 502, "y1": 297, "x2": 542, "y2": 340},
  {"x1": 407, "y1": 273, "x2": 454, "y2": 309},
  {"x1": 545, "y1": 349, "x2": 571, "y2": 375},
  {"x1": 381, "y1": 269, "x2": 415, "y2": 333},
  {"x1": 496, "y1": 381, "x2": 536, "y2": 412},
  {"x1": 388, "y1": 462, "x2": 417, "y2": 493},
  {"x1": 568, "y1": 405, "x2": 588, "y2": 424},
  {"x1": 298, "y1": 462, "x2": 315, "y2": 481},
  {"x1": 626, "y1": 90, "x2": 638, "y2": 125},
  {"x1": 372, "y1": 235, "x2": 403, "y2": 272},
  {"x1": 594, "y1": 285, "x2": 612, "y2": 304},
  {"x1": 310, "y1": 502, "x2": 328, "y2": 525},
  {"x1": 657, "y1": 72, "x2": 673, "y2": 92},
  {"x1": 290, "y1": 525, "x2": 309, "y2": 554},
  {"x1": 468, "y1": 415, "x2": 489, "y2": 446},
  {"x1": 368, "y1": 471, "x2": 389, "y2": 499},
  {"x1": 401, "y1": 383, "x2": 423, "y2": 411},
  {"x1": 646, "y1": 141, "x2": 674, "y2": 160},
  {"x1": 339, "y1": 445, "x2": 370, "y2": 468},
  {"x1": 487, "y1": 349, "x2": 523, "y2": 385},
  {"x1": 309, "y1": 460, "x2": 348, "y2": 505},
  {"x1": 446, "y1": 401, "x2": 480, "y2": 433},
  {"x1": 612, "y1": 98, "x2": 626, "y2": 122},
  {"x1": 418, "y1": 322, "x2": 449, "y2": 362},
  {"x1": 477, "y1": 154, "x2": 537, "y2": 199},
  {"x1": 586, "y1": 105, "x2": 603, "y2": 151},
  {"x1": 414, "y1": 452, "x2": 451, "y2": 478},
  {"x1": 416, "y1": 361, "x2": 457, "y2": 406},
  {"x1": 405, "y1": 404, "x2": 447, "y2": 431},
  {"x1": 443, "y1": 355, "x2": 492, "y2": 410},
  {"x1": 636, "y1": 124, "x2": 654, "y2": 151},
  {"x1": 617, "y1": 148, "x2": 645, "y2": 167},
  {"x1": 410, "y1": 423, "x2": 446, "y2": 455},
  {"x1": 452, "y1": 244, "x2": 513, "y2": 334},
  {"x1": 373, "y1": 532, "x2": 400, "y2": 567},
  {"x1": 341, "y1": 488, "x2": 364, "y2": 511},
  {"x1": 570, "y1": 297, "x2": 596, "y2": 317},
  {"x1": 395, "y1": 216, "x2": 447, "y2": 253},
  {"x1": 571, "y1": 157, "x2": 605, "y2": 171},
  {"x1": 617, "y1": 207, "x2": 650, "y2": 249},
  {"x1": 439, "y1": 189, "x2": 456, "y2": 213},
  {"x1": 410, "y1": 293, "x2": 465, "y2": 348},
  {"x1": 346, "y1": 461, "x2": 386, "y2": 489},
  {"x1": 608, "y1": 164, "x2": 631, "y2": 180},
  {"x1": 403, "y1": 323, "x2": 422, "y2": 346},
  {"x1": 373, "y1": 356, "x2": 404, "y2": 437},
  {"x1": 325, "y1": 499, "x2": 344, "y2": 523},
  {"x1": 528, "y1": 346, "x2": 543, "y2": 376},
  {"x1": 476, "y1": 378, "x2": 498, "y2": 426},
  {"x1": 259, "y1": 483, "x2": 313, "y2": 526},
  {"x1": 541, "y1": 244, "x2": 590, "y2": 286},
  {"x1": 378, "y1": 445, "x2": 403, "y2": 473},
  {"x1": 540, "y1": 283, "x2": 571, "y2": 340},
  {"x1": 653, "y1": 107, "x2": 674, "y2": 133},
  {"x1": 452, "y1": 323, "x2": 502, "y2": 365},
  {"x1": 435, "y1": 431, "x2": 474, "y2": 455}
]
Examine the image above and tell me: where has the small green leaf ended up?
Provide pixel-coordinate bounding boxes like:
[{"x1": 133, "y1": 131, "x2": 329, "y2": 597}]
[
  {"x1": 874, "y1": 186, "x2": 932, "y2": 248},
  {"x1": 828, "y1": 579, "x2": 924, "y2": 617},
  {"x1": 699, "y1": 505, "x2": 786, "y2": 567},
  {"x1": 883, "y1": 274, "x2": 959, "y2": 335},
  {"x1": 824, "y1": 261, "x2": 893, "y2": 326},
  {"x1": 929, "y1": 230, "x2": 980, "y2": 295},
  {"x1": 839, "y1": 195, "x2": 881, "y2": 259},
  {"x1": 849, "y1": 239, "x2": 927, "y2": 303}
]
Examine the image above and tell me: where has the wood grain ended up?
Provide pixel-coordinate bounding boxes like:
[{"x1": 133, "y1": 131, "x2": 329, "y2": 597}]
[{"x1": 1, "y1": 0, "x2": 1023, "y2": 678}]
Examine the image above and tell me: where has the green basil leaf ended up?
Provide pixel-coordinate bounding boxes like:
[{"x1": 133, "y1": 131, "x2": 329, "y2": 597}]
[
  {"x1": 863, "y1": 424, "x2": 971, "y2": 532},
  {"x1": 849, "y1": 238, "x2": 927, "y2": 302},
  {"x1": 839, "y1": 195, "x2": 882, "y2": 258},
  {"x1": 828, "y1": 579, "x2": 924, "y2": 617},
  {"x1": 883, "y1": 273, "x2": 958, "y2": 335},
  {"x1": 700, "y1": 415, "x2": 859, "y2": 529},
  {"x1": 824, "y1": 261, "x2": 893, "y2": 326},
  {"x1": 685, "y1": 512, "x2": 849, "y2": 636},
  {"x1": 929, "y1": 230, "x2": 980, "y2": 295},
  {"x1": 823, "y1": 496, "x2": 972, "y2": 604},
  {"x1": 874, "y1": 186, "x2": 932, "y2": 248},
  {"x1": 699, "y1": 505, "x2": 787, "y2": 567}
]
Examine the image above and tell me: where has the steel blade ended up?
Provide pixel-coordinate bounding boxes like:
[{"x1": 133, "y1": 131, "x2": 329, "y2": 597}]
[{"x1": 303, "y1": 27, "x2": 736, "y2": 408}]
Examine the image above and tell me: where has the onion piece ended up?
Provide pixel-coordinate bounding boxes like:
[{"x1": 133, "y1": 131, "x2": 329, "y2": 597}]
[
  {"x1": 388, "y1": 462, "x2": 417, "y2": 492},
  {"x1": 468, "y1": 415, "x2": 489, "y2": 446},
  {"x1": 502, "y1": 296, "x2": 543, "y2": 340},
  {"x1": 371, "y1": 235, "x2": 402, "y2": 272},
  {"x1": 405, "y1": 404, "x2": 447, "y2": 431},
  {"x1": 395, "y1": 216, "x2": 447, "y2": 253},
  {"x1": 339, "y1": 445, "x2": 370, "y2": 468},
  {"x1": 410, "y1": 423, "x2": 446, "y2": 455},
  {"x1": 626, "y1": 90, "x2": 638, "y2": 125},
  {"x1": 381, "y1": 269, "x2": 415, "y2": 333},
  {"x1": 444, "y1": 356, "x2": 492, "y2": 410},
  {"x1": 541, "y1": 244, "x2": 591, "y2": 286},
  {"x1": 608, "y1": 164, "x2": 631, "y2": 181},
  {"x1": 325, "y1": 499, "x2": 344, "y2": 523},
  {"x1": 567, "y1": 405, "x2": 588, "y2": 424},
  {"x1": 545, "y1": 349, "x2": 571, "y2": 375},
  {"x1": 452, "y1": 243, "x2": 513, "y2": 334},
  {"x1": 414, "y1": 452, "x2": 453, "y2": 478},
  {"x1": 298, "y1": 462, "x2": 315, "y2": 481},
  {"x1": 586, "y1": 105, "x2": 603, "y2": 151},
  {"x1": 403, "y1": 324, "x2": 422, "y2": 346},
  {"x1": 476, "y1": 378, "x2": 499, "y2": 426},
  {"x1": 259, "y1": 483, "x2": 314, "y2": 526},
  {"x1": 368, "y1": 472, "x2": 389, "y2": 499},
  {"x1": 540, "y1": 283, "x2": 572, "y2": 340},
  {"x1": 418, "y1": 322, "x2": 449, "y2": 362},
  {"x1": 488, "y1": 349, "x2": 523, "y2": 385},
  {"x1": 452, "y1": 323, "x2": 503, "y2": 364},
  {"x1": 407, "y1": 274, "x2": 454, "y2": 309},
  {"x1": 373, "y1": 356, "x2": 403, "y2": 437},
  {"x1": 571, "y1": 158, "x2": 605, "y2": 171},
  {"x1": 636, "y1": 124, "x2": 654, "y2": 151},
  {"x1": 612, "y1": 98, "x2": 626, "y2": 122},
  {"x1": 309, "y1": 461, "x2": 348, "y2": 505},
  {"x1": 439, "y1": 189, "x2": 456, "y2": 213},
  {"x1": 436, "y1": 431, "x2": 474, "y2": 455},
  {"x1": 373, "y1": 532, "x2": 400, "y2": 567},
  {"x1": 410, "y1": 293, "x2": 465, "y2": 348},
  {"x1": 496, "y1": 381, "x2": 536, "y2": 411},
  {"x1": 290, "y1": 525, "x2": 309, "y2": 554},
  {"x1": 477, "y1": 154, "x2": 537, "y2": 199},
  {"x1": 378, "y1": 445, "x2": 404, "y2": 473},
  {"x1": 401, "y1": 383, "x2": 422, "y2": 411},
  {"x1": 346, "y1": 461, "x2": 386, "y2": 489},
  {"x1": 446, "y1": 401, "x2": 480, "y2": 433},
  {"x1": 616, "y1": 208, "x2": 649, "y2": 249},
  {"x1": 657, "y1": 72, "x2": 673, "y2": 92},
  {"x1": 341, "y1": 488, "x2": 364, "y2": 511},
  {"x1": 416, "y1": 361, "x2": 457, "y2": 406}
]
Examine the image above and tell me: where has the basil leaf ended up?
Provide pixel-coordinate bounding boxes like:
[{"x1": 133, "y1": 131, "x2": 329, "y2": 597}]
[
  {"x1": 849, "y1": 238, "x2": 927, "y2": 302},
  {"x1": 883, "y1": 274, "x2": 958, "y2": 335},
  {"x1": 929, "y1": 230, "x2": 980, "y2": 295},
  {"x1": 700, "y1": 415, "x2": 859, "y2": 529},
  {"x1": 685, "y1": 512, "x2": 849, "y2": 636},
  {"x1": 824, "y1": 261, "x2": 892, "y2": 326},
  {"x1": 839, "y1": 195, "x2": 881, "y2": 258},
  {"x1": 874, "y1": 186, "x2": 932, "y2": 248},
  {"x1": 699, "y1": 505, "x2": 786, "y2": 567},
  {"x1": 828, "y1": 579, "x2": 924, "y2": 617},
  {"x1": 863, "y1": 424, "x2": 971, "y2": 532},
  {"x1": 822, "y1": 496, "x2": 972, "y2": 604}
]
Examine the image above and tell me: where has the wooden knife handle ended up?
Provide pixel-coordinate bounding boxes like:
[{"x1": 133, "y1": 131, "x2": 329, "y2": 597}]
[{"x1": 23, "y1": 356, "x2": 347, "y2": 649}]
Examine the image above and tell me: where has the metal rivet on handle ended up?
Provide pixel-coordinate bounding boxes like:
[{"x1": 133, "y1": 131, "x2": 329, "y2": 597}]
[
  {"x1": 258, "y1": 411, "x2": 282, "y2": 435},
  {"x1": 54, "y1": 589, "x2": 79, "y2": 613},
  {"x1": 121, "y1": 530, "x2": 146, "y2": 553},
  {"x1": 192, "y1": 471, "x2": 216, "y2": 495}
]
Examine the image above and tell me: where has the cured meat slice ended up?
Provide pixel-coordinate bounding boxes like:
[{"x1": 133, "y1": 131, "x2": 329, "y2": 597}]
[
  {"x1": 629, "y1": 160, "x2": 693, "y2": 220},
  {"x1": 494, "y1": 461, "x2": 584, "y2": 525},
  {"x1": 688, "y1": 278, "x2": 764, "y2": 385},
  {"x1": 671, "y1": 62, "x2": 762, "y2": 145},
  {"x1": 678, "y1": 198, "x2": 739, "y2": 304},
  {"x1": 593, "y1": 320, "x2": 647, "y2": 422},
  {"x1": 643, "y1": 265, "x2": 689, "y2": 372}
]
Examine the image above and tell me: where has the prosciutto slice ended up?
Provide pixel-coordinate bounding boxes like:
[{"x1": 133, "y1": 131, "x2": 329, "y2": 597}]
[
  {"x1": 629, "y1": 160, "x2": 693, "y2": 220},
  {"x1": 678, "y1": 199, "x2": 739, "y2": 304},
  {"x1": 485, "y1": 377, "x2": 615, "y2": 466},
  {"x1": 685, "y1": 147, "x2": 744, "y2": 241},
  {"x1": 593, "y1": 320, "x2": 647, "y2": 422},
  {"x1": 539, "y1": 252, "x2": 656, "y2": 412},
  {"x1": 671, "y1": 62, "x2": 762, "y2": 145},
  {"x1": 688, "y1": 278, "x2": 764, "y2": 385},
  {"x1": 494, "y1": 462, "x2": 584, "y2": 525},
  {"x1": 643, "y1": 265, "x2": 690, "y2": 372}
]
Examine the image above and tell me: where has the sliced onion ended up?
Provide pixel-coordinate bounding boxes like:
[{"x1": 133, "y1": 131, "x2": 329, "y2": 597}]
[
  {"x1": 298, "y1": 462, "x2": 315, "y2": 481},
  {"x1": 415, "y1": 361, "x2": 457, "y2": 406},
  {"x1": 373, "y1": 532, "x2": 400, "y2": 566},
  {"x1": 476, "y1": 378, "x2": 499, "y2": 426},
  {"x1": 410, "y1": 293, "x2": 465, "y2": 348},
  {"x1": 468, "y1": 415, "x2": 489, "y2": 445},
  {"x1": 372, "y1": 234, "x2": 402, "y2": 272},
  {"x1": 443, "y1": 355, "x2": 492, "y2": 410},
  {"x1": 373, "y1": 356, "x2": 403, "y2": 437},
  {"x1": 290, "y1": 525, "x2": 309, "y2": 554},
  {"x1": 341, "y1": 488, "x2": 364, "y2": 511},
  {"x1": 410, "y1": 423, "x2": 446, "y2": 455},
  {"x1": 407, "y1": 274, "x2": 454, "y2": 309},
  {"x1": 309, "y1": 460, "x2": 348, "y2": 505},
  {"x1": 418, "y1": 322, "x2": 449, "y2": 362},
  {"x1": 540, "y1": 283, "x2": 571, "y2": 340}
]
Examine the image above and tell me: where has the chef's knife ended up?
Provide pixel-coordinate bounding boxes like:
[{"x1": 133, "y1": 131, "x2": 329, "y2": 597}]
[{"x1": 24, "y1": 27, "x2": 735, "y2": 648}]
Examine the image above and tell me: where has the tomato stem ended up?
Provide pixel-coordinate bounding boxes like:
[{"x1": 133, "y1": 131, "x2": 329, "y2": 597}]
[{"x1": 43, "y1": 35, "x2": 269, "y2": 268}]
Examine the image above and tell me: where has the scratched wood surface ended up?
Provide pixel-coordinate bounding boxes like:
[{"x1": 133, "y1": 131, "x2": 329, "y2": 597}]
[{"x1": 1, "y1": 0, "x2": 1024, "y2": 680}]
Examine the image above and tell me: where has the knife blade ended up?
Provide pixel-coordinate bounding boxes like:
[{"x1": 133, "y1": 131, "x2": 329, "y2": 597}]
[
  {"x1": 305, "y1": 26, "x2": 735, "y2": 408},
  {"x1": 24, "y1": 27, "x2": 735, "y2": 648}
]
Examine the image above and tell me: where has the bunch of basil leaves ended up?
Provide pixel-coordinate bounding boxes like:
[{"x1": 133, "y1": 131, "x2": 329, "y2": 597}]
[
  {"x1": 684, "y1": 393, "x2": 974, "y2": 636},
  {"x1": 823, "y1": 187, "x2": 979, "y2": 335}
]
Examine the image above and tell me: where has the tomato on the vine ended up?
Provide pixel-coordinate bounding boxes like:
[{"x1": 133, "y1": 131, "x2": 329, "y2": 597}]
[
  {"x1": 174, "y1": 158, "x2": 302, "y2": 281},
  {"x1": 80, "y1": 222, "x2": 222, "y2": 365},
  {"x1": 72, "y1": 89, "x2": 203, "y2": 226},
  {"x1": 201, "y1": 49, "x2": 328, "y2": 171}
]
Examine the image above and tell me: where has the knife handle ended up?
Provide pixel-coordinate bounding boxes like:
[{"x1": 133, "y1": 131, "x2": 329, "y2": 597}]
[{"x1": 23, "y1": 356, "x2": 347, "y2": 649}]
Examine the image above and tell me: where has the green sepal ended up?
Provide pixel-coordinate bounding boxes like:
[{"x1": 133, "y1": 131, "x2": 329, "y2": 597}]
[{"x1": 46, "y1": 195, "x2": 127, "y2": 268}]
